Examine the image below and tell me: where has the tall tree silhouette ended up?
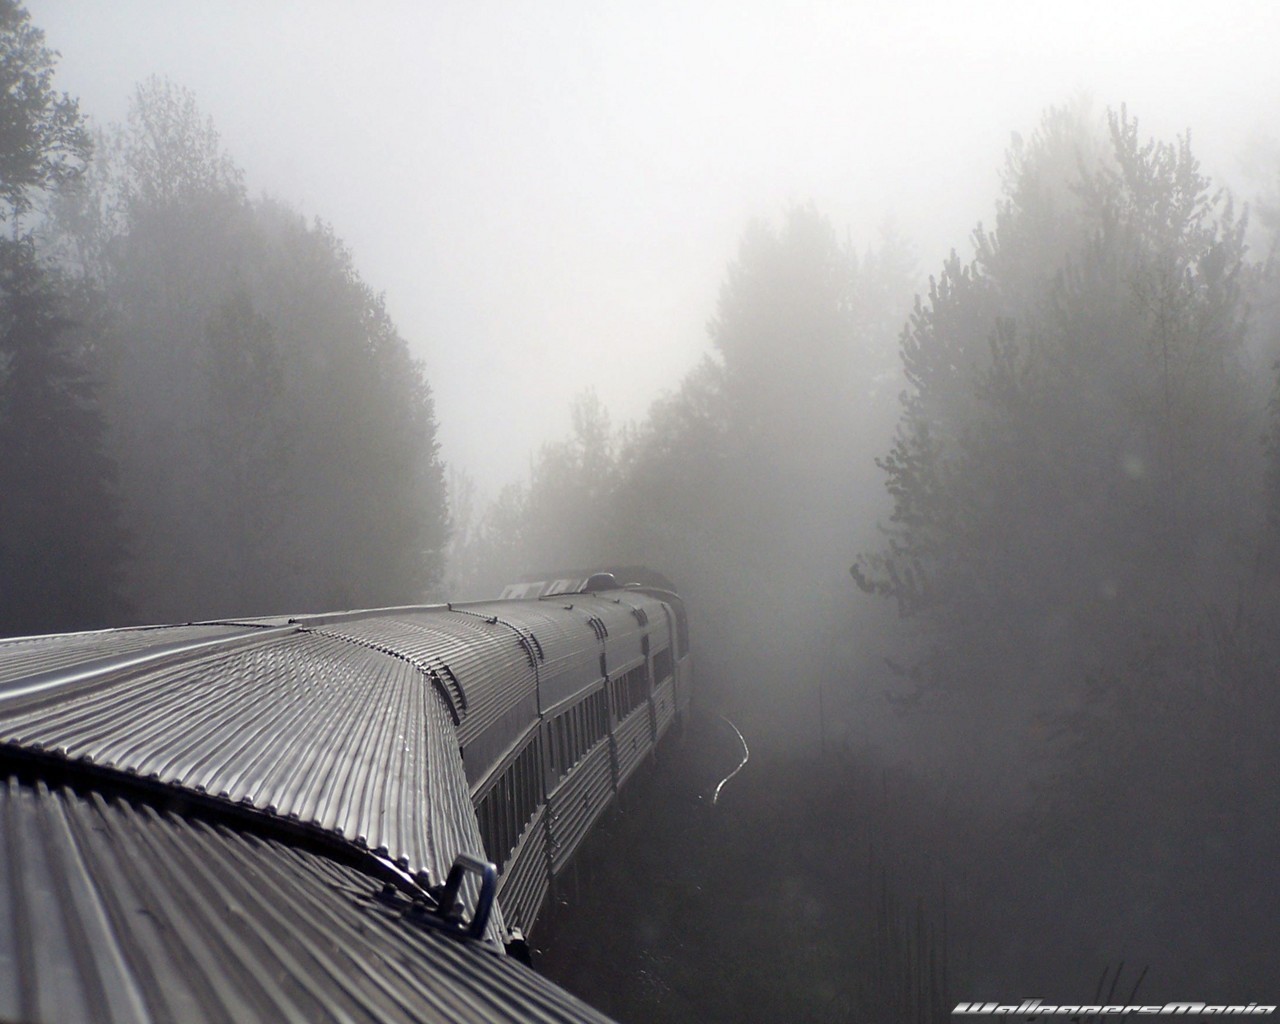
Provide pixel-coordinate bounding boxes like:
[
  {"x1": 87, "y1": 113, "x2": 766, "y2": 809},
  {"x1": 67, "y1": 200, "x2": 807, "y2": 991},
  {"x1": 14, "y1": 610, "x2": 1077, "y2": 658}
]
[
  {"x1": 0, "y1": 243, "x2": 129, "y2": 635},
  {"x1": 0, "y1": 1, "x2": 128, "y2": 636},
  {"x1": 855, "y1": 104, "x2": 1256, "y2": 699},
  {"x1": 0, "y1": 0, "x2": 89, "y2": 226},
  {"x1": 45, "y1": 81, "x2": 449, "y2": 619}
]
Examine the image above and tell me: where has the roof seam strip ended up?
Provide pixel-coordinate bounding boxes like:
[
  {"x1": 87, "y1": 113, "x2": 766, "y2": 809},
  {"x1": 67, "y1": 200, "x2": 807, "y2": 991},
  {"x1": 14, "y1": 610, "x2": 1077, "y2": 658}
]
[{"x1": 302, "y1": 626, "x2": 464, "y2": 725}]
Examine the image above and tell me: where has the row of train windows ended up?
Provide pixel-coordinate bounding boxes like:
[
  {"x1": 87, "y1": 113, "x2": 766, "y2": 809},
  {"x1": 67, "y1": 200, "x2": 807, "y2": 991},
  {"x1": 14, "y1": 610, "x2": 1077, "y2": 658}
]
[
  {"x1": 610, "y1": 662, "x2": 650, "y2": 720},
  {"x1": 474, "y1": 648, "x2": 673, "y2": 870},
  {"x1": 476, "y1": 737, "x2": 542, "y2": 870},
  {"x1": 547, "y1": 688, "x2": 608, "y2": 782}
]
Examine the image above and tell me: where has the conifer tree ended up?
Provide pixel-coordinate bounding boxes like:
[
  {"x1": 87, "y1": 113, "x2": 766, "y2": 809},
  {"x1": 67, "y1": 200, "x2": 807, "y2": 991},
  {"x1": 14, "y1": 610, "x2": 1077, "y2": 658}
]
[{"x1": 0, "y1": 1, "x2": 128, "y2": 637}]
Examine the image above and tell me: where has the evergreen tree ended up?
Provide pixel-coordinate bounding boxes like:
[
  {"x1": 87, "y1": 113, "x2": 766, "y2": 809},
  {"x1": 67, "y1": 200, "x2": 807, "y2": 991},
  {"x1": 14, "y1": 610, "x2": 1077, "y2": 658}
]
[
  {"x1": 458, "y1": 204, "x2": 914, "y2": 739},
  {"x1": 246, "y1": 201, "x2": 449, "y2": 609},
  {"x1": 0, "y1": 0, "x2": 89, "y2": 226},
  {"x1": 0, "y1": 1, "x2": 128, "y2": 637},
  {"x1": 201, "y1": 287, "x2": 291, "y2": 610},
  {"x1": 854, "y1": 106, "x2": 1256, "y2": 696},
  {"x1": 44, "y1": 81, "x2": 450, "y2": 619},
  {"x1": 0, "y1": 241, "x2": 130, "y2": 635}
]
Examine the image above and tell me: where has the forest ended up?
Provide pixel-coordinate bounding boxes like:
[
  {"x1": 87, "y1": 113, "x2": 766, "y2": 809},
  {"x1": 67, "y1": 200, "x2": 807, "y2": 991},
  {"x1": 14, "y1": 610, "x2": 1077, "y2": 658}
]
[
  {"x1": 471, "y1": 106, "x2": 1280, "y2": 1015},
  {"x1": 0, "y1": 10, "x2": 447, "y2": 636},
  {"x1": 2, "y1": 0, "x2": 1277, "y2": 1018}
]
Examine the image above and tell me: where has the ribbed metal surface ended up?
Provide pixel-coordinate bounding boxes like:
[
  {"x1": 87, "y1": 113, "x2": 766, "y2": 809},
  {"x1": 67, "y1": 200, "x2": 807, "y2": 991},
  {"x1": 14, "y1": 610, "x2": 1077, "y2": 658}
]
[
  {"x1": 624, "y1": 588, "x2": 689, "y2": 658},
  {"x1": 467, "y1": 603, "x2": 603, "y2": 713},
  {"x1": 496, "y1": 805, "x2": 549, "y2": 934},
  {"x1": 0, "y1": 629, "x2": 481, "y2": 887},
  {"x1": 610, "y1": 592, "x2": 673, "y2": 653},
  {"x1": 648, "y1": 601, "x2": 677, "y2": 675},
  {"x1": 611, "y1": 708, "x2": 653, "y2": 789},
  {"x1": 568, "y1": 598, "x2": 645, "y2": 673},
  {"x1": 0, "y1": 624, "x2": 256, "y2": 688},
  {"x1": 311, "y1": 612, "x2": 537, "y2": 755},
  {"x1": 0, "y1": 776, "x2": 615, "y2": 1024},
  {"x1": 547, "y1": 741, "x2": 613, "y2": 876},
  {"x1": 653, "y1": 678, "x2": 675, "y2": 738}
]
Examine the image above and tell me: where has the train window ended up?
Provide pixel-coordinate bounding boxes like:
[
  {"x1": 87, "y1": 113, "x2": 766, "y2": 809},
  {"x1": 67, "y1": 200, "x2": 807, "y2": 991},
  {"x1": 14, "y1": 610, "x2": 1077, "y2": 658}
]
[
  {"x1": 514, "y1": 752, "x2": 524, "y2": 829},
  {"x1": 531, "y1": 742, "x2": 541, "y2": 810},
  {"x1": 497, "y1": 773, "x2": 510, "y2": 861},
  {"x1": 489, "y1": 796, "x2": 500, "y2": 861},
  {"x1": 550, "y1": 710, "x2": 566, "y2": 783},
  {"x1": 556, "y1": 715, "x2": 568, "y2": 776},
  {"x1": 504, "y1": 769, "x2": 517, "y2": 855},
  {"x1": 516, "y1": 751, "x2": 528, "y2": 832},
  {"x1": 490, "y1": 777, "x2": 502, "y2": 863},
  {"x1": 610, "y1": 663, "x2": 650, "y2": 720},
  {"x1": 475, "y1": 796, "x2": 484, "y2": 848},
  {"x1": 524, "y1": 739, "x2": 541, "y2": 826},
  {"x1": 515, "y1": 753, "x2": 527, "y2": 836},
  {"x1": 476, "y1": 736, "x2": 547, "y2": 873},
  {"x1": 653, "y1": 646, "x2": 673, "y2": 684},
  {"x1": 545, "y1": 689, "x2": 612, "y2": 787},
  {"x1": 478, "y1": 787, "x2": 501, "y2": 868}
]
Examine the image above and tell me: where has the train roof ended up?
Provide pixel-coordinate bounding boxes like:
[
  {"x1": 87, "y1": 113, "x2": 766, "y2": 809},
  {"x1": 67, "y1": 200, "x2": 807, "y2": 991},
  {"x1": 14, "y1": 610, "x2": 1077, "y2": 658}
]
[
  {"x1": 0, "y1": 772, "x2": 614, "y2": 1023},
  {"x1": 0, "y1": 612, "x2": 630, "y2": 1023},
  {"x1": 0, "y1": 621, "x2": 483, "y2": 893}
]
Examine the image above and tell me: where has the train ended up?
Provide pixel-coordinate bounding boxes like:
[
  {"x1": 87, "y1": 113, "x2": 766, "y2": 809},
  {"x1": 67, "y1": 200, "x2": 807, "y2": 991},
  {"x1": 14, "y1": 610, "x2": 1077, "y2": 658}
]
[{"x1": 0, "y1": 570, "x2": 691, "y2": 1023}]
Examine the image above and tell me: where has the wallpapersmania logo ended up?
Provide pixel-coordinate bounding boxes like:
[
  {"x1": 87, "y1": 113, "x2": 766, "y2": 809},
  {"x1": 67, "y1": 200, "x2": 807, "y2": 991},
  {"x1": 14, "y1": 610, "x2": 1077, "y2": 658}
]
[{"x1": 954, "y1": 1001, "x2": 1276, "y2": 1016}]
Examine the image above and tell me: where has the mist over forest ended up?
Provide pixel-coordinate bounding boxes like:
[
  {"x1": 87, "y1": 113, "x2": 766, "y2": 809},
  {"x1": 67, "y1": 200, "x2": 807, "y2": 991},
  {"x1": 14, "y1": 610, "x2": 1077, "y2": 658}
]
[{"x1": 2, "y1": 0, "x2": 1278, "y2": 1018}]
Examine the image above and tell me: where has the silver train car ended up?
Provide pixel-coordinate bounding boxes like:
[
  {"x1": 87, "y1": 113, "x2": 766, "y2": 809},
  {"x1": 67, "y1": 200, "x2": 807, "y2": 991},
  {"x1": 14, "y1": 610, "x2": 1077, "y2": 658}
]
[{"x1": 0, "y1": 577, "x2": 691, "y2": 1023}]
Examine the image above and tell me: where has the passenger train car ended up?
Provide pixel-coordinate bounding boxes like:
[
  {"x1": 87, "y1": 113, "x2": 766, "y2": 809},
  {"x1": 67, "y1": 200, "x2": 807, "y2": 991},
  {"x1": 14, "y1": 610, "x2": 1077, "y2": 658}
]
[{"x1": 0, "y1": 576, "x2": 691, "y2": 1023}]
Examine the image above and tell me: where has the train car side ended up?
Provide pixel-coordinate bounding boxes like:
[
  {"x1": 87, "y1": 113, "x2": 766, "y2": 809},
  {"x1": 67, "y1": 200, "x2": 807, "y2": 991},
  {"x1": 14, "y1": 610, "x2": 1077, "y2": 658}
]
[{"x1": 0, "y1": 579, "x2": 691, "y2": 1023}]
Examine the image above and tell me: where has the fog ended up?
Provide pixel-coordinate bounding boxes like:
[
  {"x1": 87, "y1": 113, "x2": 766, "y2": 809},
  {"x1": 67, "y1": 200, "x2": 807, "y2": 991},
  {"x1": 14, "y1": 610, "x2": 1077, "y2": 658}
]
[
  {"x1": 6, "y1": 1, "x2": 1280, "y2": 1018},
  {"x1": 26, "y1": 0, "x2": 1280, "y2": 494}
]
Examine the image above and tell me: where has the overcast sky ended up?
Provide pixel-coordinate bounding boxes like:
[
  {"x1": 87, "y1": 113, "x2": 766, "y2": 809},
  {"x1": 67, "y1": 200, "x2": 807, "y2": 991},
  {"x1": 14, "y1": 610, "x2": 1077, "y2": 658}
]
[{"x1": 25, "y1": 0, "x2": 1280, "y2": 494}]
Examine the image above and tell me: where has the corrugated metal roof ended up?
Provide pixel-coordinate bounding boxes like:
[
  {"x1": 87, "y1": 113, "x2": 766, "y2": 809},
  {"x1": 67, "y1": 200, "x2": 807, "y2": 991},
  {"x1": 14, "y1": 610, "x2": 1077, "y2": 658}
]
[
  {"x1": 311, "y1": 612, "x2": 538, "y2": 750},
  {"x1": 0, "y1": 623, "x2": 259, "y2": 688},
  {"x1": 608, "y1": 591, "x2": 667, "y2": 625},
  {"x1": 611, "y1": 592, "x2": 674, "y2": 651},
  {"x1": 0, "y1": 628, "x2": 481, "y2": 889},
  {"x1": 464, "y1": 602, "x2": 603, "y2": 713},
  {"x1": 566, "y1": 597, "x2": 647, "y2": 672},
  {"x1": 0, "y1": 774, "x2": 616, "y2": 1024}
]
